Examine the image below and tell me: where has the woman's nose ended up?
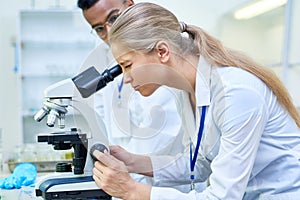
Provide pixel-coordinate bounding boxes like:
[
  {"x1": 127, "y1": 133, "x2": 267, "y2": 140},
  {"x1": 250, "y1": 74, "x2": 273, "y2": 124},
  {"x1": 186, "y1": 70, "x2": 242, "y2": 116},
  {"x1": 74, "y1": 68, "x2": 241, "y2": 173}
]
[{"x1": 123, "y1": 72, "x2": 132, "y2": 84}]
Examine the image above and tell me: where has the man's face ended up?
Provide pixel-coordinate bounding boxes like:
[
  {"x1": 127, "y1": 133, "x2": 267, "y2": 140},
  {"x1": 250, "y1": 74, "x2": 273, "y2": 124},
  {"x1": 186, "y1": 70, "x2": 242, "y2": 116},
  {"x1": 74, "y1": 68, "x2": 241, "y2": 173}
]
[{"x1": 83, "y1": 0, "x2": 133, "y2": 42}]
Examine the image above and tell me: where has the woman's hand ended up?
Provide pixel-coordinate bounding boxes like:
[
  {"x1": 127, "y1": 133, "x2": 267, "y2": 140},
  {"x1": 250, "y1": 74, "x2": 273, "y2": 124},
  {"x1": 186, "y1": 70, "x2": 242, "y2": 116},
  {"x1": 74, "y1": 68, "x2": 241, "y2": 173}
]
[
  {"x1": 109, "y1": 145, "x2": 153, "y2": 176},
  {"x1": 92, "y1": 149, "x2": 151, "y2": 200},
  {"x1": 109, "y1": 145, "x2": 135, "y2": 172}
]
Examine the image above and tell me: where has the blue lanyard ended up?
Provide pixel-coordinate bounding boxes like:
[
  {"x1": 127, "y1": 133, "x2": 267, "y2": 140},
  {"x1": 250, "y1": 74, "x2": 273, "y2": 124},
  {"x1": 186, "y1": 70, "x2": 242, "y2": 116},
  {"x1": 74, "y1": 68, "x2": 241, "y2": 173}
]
[
  {"x1": 118, "y1": 77, "x2": 124, "y2": 100},
  {"x1": 190, "y1": 106, "x2": 207, "y2": 190}
]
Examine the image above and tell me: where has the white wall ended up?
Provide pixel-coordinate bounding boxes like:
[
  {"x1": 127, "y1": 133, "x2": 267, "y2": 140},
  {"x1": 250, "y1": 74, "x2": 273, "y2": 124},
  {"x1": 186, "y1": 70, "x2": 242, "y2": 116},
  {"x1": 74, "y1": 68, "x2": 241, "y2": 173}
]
[
  {"x1": 219, "y1": 7, "x2": 285, "y2": 65},
  {"x1": 135, "y1": 0, "x2": 250, "y2": 36},
  {"x1": 0, "y1": 0, "x2": 251, "y2": 156},
  {"x1": 286, "y1": 0, "x2": 300, "y2": 106},
  {"x1": 0, "y1": 1, "x2": 33, "y2": 163},
  {"x1": 3, "y1": 0, "x2": 299, "y2": 163},
  {"x1": 0, "y1": 0, "x2": 79, "y2": 165},
  {"x1": 219, "y1": 0, "x2": 300, "y2": 107}
]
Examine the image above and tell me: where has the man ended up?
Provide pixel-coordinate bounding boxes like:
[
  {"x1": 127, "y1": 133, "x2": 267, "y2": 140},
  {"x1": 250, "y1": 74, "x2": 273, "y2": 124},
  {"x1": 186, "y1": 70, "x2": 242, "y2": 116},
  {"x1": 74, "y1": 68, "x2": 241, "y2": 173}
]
[{"x1": 77, "y1": 0, "x2": 206, "y2": 192}]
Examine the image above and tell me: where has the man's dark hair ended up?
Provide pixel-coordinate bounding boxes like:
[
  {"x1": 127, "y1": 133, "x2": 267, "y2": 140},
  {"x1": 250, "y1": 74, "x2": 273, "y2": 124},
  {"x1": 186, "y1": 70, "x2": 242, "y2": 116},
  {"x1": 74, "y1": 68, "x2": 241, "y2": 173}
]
[
  {"x1": 77, "y1": 0, "x2": 99, "y2": 10},
  {"x1": 78, "y1": 0, "x2": 128, "y2": 10}
]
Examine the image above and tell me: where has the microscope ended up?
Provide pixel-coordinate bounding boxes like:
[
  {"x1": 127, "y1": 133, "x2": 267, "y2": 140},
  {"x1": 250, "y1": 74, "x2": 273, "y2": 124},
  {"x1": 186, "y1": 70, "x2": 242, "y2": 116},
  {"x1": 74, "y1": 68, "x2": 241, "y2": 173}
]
[{"x1": 33, "y1": 65, "x2": 122, "y2": 200}]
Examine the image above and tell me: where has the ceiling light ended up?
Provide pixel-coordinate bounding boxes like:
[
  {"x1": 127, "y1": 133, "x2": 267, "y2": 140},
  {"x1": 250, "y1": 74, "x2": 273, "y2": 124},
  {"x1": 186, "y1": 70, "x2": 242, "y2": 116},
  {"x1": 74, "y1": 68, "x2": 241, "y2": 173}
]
[{"x1": 234, "y1": 0, "x2": 287, "y2": 20}]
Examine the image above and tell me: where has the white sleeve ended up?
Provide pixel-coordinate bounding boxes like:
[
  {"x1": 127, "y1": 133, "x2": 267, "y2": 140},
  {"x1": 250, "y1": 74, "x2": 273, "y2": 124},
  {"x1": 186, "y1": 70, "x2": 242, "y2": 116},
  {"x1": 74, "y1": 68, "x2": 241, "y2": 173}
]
[
  {"x1": 150, "y1": 153, "x2": 211, "y2": 187},
  {"x1": 151, "y1": 187, "x2": 198, "y2": 200},
  {"x1": 151, "y1": 187, "x2": 220, "y2": 200},
  {"x1": 151, "y1": 85, "x2": 268, "y2": 199},
  {"x1": 205, "y1": 86, "x2": 268, "y2": 199}
]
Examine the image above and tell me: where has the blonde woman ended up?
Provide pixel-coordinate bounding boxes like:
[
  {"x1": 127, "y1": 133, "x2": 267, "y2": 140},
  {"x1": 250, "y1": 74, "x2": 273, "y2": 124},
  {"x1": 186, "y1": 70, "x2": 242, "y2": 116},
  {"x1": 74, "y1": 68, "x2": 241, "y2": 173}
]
[{"x1": 92, "y1": 2, "x2": 300, "y2": 200}]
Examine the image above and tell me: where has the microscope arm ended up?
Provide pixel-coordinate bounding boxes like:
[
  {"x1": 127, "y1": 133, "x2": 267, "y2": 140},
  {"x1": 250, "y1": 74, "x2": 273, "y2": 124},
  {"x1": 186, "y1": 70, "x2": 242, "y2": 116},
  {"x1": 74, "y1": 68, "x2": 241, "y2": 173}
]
[
  {"x1": 34, "y1": 65, "x2": 122, "y2": 130},
  {"x1": 71, "y1": 98, "x2": 110, "y2": 173}
]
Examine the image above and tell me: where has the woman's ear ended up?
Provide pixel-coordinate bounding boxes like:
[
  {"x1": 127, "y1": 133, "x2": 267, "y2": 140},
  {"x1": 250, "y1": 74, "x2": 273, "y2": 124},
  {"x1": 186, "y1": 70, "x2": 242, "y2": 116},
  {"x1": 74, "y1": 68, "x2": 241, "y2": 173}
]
[
  {"x1": 155, "y1": 41, "x2": 170, "y2": 63},
  {"x1": 124, "y1": 0, "x2": 134, "y2": 7}
]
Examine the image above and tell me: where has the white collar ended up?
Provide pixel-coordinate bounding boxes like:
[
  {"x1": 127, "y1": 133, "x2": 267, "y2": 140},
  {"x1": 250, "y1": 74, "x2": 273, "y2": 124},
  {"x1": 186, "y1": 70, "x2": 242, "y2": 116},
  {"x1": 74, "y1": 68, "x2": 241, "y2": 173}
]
[{"x1": 195, "y1": 57, "x2": 211, "y2": 107}]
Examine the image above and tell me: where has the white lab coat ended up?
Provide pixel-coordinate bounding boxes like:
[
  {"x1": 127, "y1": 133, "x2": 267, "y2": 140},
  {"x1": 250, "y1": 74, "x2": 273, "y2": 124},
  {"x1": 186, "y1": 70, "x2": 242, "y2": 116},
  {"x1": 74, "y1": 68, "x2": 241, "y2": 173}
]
[
  {"x1": 150, "y1": 57, "x2": 300, "y2": 199},
  {"x1": 81, "y1": 43, "x2": 207, "y2": 193}
]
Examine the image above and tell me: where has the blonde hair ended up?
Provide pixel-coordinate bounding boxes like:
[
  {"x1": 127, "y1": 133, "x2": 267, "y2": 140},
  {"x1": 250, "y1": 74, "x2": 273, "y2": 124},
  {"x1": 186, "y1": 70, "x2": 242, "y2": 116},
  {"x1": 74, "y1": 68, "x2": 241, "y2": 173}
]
[{"x1": 109, "y1": 2, "x2": 300, "y2": 127}]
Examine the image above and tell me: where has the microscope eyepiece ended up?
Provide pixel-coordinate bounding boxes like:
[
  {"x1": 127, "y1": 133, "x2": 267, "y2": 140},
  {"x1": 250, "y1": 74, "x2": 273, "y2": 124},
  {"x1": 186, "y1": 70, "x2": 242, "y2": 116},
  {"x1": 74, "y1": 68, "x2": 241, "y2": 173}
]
[
  {"x1": 106, "y1": 65, "x2": 123, "y2": 79},
  {"x1": 72, "y1": 65, "x2": 122, "y2": 98}
]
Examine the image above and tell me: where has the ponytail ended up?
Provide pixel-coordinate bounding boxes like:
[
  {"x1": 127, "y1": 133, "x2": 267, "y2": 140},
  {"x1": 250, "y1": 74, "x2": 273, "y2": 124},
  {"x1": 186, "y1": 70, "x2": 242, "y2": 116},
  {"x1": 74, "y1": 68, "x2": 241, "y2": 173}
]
[
  {"x1": 109, "y1": 2, "x2": 300, "y2": 128},
  {"x1": 185, "y1": 24, "x2": 300, "y2": 128}
]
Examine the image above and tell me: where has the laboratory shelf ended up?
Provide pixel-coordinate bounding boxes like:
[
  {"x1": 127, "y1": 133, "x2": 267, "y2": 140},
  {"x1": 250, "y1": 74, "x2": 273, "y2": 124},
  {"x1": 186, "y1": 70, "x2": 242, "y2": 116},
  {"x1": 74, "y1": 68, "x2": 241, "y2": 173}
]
[
  {"x1": 21, "y1": 39, "x2": 95, "y2": 49},
  {"x1": 17, "y1": 8, "x2": 95, "y2": 144}
]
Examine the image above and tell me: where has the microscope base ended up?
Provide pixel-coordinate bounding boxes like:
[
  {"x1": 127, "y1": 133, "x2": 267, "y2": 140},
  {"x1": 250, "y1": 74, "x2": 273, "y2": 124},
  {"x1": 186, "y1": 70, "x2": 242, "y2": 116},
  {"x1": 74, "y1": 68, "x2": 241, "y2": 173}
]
[{"x1": 36, "y1": 175, "x2": 111, "y2": 200}]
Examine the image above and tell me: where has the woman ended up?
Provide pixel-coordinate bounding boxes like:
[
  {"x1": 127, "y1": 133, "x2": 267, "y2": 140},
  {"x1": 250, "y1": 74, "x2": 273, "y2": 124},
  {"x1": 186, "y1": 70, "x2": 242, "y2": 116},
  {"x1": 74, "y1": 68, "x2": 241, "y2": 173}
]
[{"x1": 92, "y1": 2, "x2": 300, "y2": 199}]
